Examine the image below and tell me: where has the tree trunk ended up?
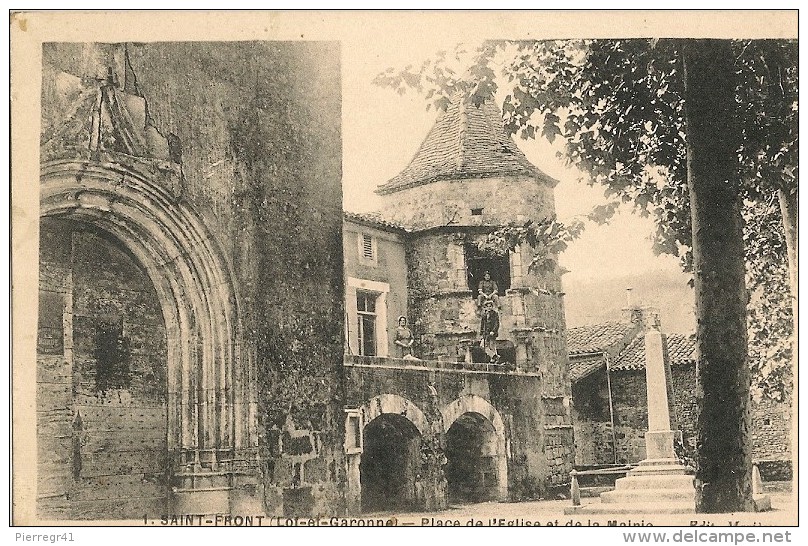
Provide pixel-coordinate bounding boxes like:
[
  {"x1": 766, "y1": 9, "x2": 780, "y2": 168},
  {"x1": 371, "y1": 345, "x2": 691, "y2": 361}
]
[
  {"x1": 766, "y1": 44, "x2": 799, "y2": 391},
  {"x1": 682, "y1": 39, "x2": 754, "y2": 513},
  {"x1": 777, "y1": 187, "x2": 798, "y2": 486},
  {"x1": 777, "y1": 187, "x2": 798, "y2": 371}
]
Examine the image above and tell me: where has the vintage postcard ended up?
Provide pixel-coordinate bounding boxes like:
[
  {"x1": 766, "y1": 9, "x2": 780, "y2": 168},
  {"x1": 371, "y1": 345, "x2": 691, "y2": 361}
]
[{"x1": 9, "y1": 9, "x2": 798, "y2": 534}]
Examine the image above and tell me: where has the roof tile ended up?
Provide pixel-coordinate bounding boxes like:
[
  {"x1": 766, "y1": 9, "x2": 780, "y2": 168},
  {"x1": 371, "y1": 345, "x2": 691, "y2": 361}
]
[
  {"x1": 569, "y1": 357, "x2": 605, "y2": 382},
  {"x1": 566, "y1": 321, "x2": 637, "y2": 356},
  {"x1": 343, "y1": 210, "x2": 409, "y2": 232},
  {"x1": 610, "y1": 333, "x2": 696, "y2": 371}
]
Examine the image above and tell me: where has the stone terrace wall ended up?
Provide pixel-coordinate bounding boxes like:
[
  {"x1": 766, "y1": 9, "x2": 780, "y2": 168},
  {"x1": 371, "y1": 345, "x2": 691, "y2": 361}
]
[{"x1": 345, "y1": 359, "x2": 574, "y2": 503}]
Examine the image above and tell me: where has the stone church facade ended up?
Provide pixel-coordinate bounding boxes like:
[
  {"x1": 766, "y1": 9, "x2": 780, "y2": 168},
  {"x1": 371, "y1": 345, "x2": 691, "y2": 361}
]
[{"x1": 37, "y1": 42, "x2": 343, "y2": 520}]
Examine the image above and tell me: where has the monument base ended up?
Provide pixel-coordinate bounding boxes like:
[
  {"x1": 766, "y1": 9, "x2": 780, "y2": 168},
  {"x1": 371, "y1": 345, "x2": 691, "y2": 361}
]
[
  {"x1": 565, "y1": 459, "x2": 773, "y2": 514},
  {"x1": 565, "y1": 458, "x2": 696, "y2": 515},
  {"x1": 752, "y1": 495, "x2": 772, "y2": 512}
]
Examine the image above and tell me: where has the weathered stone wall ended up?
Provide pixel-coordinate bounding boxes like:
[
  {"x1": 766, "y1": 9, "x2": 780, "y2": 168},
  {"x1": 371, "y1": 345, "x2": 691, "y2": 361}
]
[
  {"x1": 573, "y1": 364, "x2": 791, "y2": 469},
  {"x1": 750, "y1": 397, "x2": 792, "y2": 463},
  {"x1": 367, "y1": 173, "x2": 573, "y2": 501},
  {"x1": 405, "y1": 230, "x2": 567, "y2": 376},
  {"x1": 41, "y1": 41, "x2": 344, "y2": 516},
  {"x1": 572, "y1": 370, "x2": 610, "y2": 465},
  {"x1": 405, "y1": 232, "x2": 475, "y2": 360},
  {"x1": 379, "y1": 173, "x2": 566, "y2": 367},
  {"x1": 378, "y1": 176, "x2": 555, "y2": 230},
  {"x1": 344, "y1": 359, "x2": 574, "y2": 506},
  {"x1": 541, "y1": 396, "x2": 575, "y2": 492},
  {"x1": 670, "y1": 366, "x2": 791, "y2": 465},
  {"x1": 126, "y1": 41, "x2": 344, "y2": 517},
  {"x1": 38, "y1": 218, "x2": 168, "y2": 519},
  {"x1": 670, "y1": 365, "x2": 699, "y2": 458}
]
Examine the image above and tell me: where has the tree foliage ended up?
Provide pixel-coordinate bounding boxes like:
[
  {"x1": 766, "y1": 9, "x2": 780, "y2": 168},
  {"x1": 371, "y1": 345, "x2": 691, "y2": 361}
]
[
  {"x1": 475, "y1": 217, "x2": 585, "y2": 276},
  {"x1": 745, "y1": 197, "x2": 794, "y2": 401},
  {"x1": 374, "y1": 39, "x2": 797, "y2": 399}
]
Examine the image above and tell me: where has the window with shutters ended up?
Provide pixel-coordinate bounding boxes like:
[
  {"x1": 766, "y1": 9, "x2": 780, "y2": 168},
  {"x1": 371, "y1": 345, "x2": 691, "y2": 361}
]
[{"x1": 358, "y1": 233, "x2": 377, "y2": 265}]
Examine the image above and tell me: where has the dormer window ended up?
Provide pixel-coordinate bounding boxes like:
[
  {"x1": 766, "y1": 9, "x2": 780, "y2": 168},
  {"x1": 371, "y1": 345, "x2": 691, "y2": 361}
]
[{"x1": 471, "y1": 207, "x2": 484, "y2": 216}]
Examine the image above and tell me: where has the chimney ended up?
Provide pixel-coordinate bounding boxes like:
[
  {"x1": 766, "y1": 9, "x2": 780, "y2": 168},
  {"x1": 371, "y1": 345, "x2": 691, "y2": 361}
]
[
  {"x1": 620, "y1": 288, "x2": 662, "y2": 329},
  {"x1": 621, "y1": 286, "x2": 642, "y2": 324}
]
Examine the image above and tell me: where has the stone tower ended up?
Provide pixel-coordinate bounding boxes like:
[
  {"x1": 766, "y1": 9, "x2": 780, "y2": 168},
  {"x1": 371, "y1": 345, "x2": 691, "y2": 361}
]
[{"x1": 377, "y1": 93, "x2": 569, "y2": 395}]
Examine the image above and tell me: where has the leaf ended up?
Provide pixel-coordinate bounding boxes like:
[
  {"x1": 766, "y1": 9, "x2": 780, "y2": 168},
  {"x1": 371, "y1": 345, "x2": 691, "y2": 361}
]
[
  {"x1": 586, "y1": 201, "x2": 620, "y2": 225},
  {"x1": 542, "y1": 114, "x2": 562, "y2": 143}
]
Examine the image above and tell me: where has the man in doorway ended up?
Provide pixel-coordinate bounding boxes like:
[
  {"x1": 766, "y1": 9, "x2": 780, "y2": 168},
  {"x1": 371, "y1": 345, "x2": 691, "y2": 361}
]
[
  {"x1": 476, "y1": 270, "x2": 499, "y2": 309},
  {"x1": 480, "y1": 299, "x2": 499, "y2": 351}
]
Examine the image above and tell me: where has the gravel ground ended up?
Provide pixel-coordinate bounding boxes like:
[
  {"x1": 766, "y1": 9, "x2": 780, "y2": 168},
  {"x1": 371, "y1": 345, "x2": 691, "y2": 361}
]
[{"x1": 367, "y1": 490, "x2": 797, "y2": 527}]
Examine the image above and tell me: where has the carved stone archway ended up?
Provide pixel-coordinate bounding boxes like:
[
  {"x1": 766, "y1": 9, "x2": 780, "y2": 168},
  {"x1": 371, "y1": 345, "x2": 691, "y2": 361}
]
[
  {"x1": 346, "y1": 393, "x2": 433, "y2": 514},
  {"x1": 40, "y1": 158, "x2": 253, "y2": 512}
]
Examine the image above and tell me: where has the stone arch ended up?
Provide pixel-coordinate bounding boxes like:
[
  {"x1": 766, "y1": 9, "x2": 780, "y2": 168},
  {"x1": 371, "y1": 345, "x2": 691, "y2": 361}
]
[
  {"x1": 441, "y1": 394, "x2": 508, "y2": 501},
  {"x1": 358, "y1": 394, "x2": 429, "y2": 513},
  {"x1": 40, "y1": 159, "x2": 252, "y2": 498},
  {"x1": 360, "y1": 393, "x2": 429, "y2": 436}
]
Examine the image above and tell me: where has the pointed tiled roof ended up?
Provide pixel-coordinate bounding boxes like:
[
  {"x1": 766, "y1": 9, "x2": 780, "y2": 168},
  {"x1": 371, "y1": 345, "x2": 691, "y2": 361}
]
[
  {"x1": 375, "y1": 94, "x2": 557, "y2": 195},
  {"x1": 610, "y1": 333, "x2": 696, "y2": 371},
  {"x1": 566, "y1": 321, "x2": 639, "y2": 356}
]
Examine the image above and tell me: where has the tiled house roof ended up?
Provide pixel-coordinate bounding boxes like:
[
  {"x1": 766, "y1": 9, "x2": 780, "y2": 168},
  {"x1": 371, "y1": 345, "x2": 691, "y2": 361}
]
[
  {"x1": 343, "y1": 210, "x2": 410, "y2": 232},
  {"x1": 375, "y1": 94, "x2": 557, "y2": 195},
  {"x1": 569, "y1": 357, "x2": 606, "y2": 383},
  {"x1": 566, "y1": 321, "x2": 638, "y2": 356},
  {"x1": 611, "y1": 333, "x2": 696, "y2": 371},
  {"x1": 566, "y1": 316, "x2": 695, "y2": 382}
]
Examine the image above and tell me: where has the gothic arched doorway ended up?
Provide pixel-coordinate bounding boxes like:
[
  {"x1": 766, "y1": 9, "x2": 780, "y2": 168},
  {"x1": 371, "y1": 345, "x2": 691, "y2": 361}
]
[
  {"x1": 38, "y1": 160, "x2": 247, "y2": 518},
  {"x1": 37, "y1": 217, "x2": 169, "y2": 519},
  {"x1": 445, "y1": 412, "x2": 501, "y2": 504},
  {"x1": 360, "y1": 414, "x2": 422, "y2": 513}
]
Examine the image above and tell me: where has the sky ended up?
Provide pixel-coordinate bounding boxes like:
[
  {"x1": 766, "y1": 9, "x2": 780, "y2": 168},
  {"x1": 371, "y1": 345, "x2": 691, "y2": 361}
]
[{"x1": 339, "y1": 33, "x2": 693, "y2": 322}]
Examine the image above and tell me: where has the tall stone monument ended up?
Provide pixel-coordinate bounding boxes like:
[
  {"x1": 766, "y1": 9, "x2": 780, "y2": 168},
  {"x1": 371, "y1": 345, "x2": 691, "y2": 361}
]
[{"x1": 567, "y1": 326, "x2": 696, "y2": 514}]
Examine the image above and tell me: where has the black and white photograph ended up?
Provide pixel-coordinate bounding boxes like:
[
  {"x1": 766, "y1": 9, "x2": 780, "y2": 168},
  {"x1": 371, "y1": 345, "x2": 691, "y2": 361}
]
[{"x1": 9, "y1": 9, "x2": 798, "y2": 533}]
